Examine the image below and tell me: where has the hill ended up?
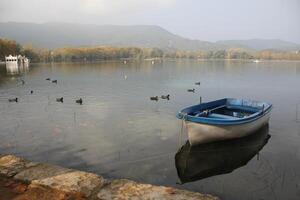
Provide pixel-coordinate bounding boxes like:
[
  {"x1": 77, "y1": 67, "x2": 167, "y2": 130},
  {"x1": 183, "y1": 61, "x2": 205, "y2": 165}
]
[
  {"x1": 216, "y1": 39, "x2": 300, "y2": 51},
  {"x1": 0, "y1": 22, "x2": 299, "y2": 51},
  {"x1": 0, "y1": 22, "x2": 222, "y2": 50}
]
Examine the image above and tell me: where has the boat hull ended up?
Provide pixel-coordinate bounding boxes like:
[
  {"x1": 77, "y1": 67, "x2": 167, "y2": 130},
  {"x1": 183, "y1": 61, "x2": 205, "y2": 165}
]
[{"x1": 184, "y1": 111, "x2": 271, "y2": 145}]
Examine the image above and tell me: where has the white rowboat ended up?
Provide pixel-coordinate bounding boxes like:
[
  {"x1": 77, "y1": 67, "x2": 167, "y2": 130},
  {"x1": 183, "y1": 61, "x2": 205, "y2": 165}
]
[{"x1": 177, "y1": 98, "x2": 272, "y2": 145}]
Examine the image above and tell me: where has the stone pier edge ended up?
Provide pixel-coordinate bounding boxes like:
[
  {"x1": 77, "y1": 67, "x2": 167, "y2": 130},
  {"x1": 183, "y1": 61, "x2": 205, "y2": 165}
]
[{"x1": 0, "y1": 154, "x2": 219, "y2": 200}]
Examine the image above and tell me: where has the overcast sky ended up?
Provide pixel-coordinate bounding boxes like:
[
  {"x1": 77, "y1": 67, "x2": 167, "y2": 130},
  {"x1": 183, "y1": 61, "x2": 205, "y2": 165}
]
[{"x1": 0, "y1": 0, "x2": 299, "y2": 43}]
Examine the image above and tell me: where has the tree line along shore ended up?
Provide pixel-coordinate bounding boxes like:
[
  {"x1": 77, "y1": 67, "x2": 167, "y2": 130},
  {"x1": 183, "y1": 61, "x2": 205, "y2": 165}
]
[{"x1": 1, "y1": 38, "x2": 300, "y2": 63}]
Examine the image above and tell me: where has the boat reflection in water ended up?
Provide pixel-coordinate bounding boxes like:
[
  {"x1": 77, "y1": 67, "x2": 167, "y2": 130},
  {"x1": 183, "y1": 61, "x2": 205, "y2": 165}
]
[{"x1": 175, "y1": 125, "x2": 270, "y2": 184}]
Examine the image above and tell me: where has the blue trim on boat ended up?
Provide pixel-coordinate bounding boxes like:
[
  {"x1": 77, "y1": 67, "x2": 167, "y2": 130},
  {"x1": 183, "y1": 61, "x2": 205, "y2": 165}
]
[{"x1": 177, "y1": 98, "x2": 272, "y2": 125}]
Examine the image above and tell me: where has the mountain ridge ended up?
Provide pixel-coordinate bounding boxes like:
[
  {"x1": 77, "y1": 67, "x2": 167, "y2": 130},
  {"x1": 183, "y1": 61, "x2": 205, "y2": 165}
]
[{"x1": 0, "y1": 22, "x2": 299, "y2": 51}]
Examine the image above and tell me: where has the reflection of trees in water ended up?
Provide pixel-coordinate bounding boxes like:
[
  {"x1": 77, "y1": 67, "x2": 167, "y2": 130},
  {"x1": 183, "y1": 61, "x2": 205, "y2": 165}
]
[
  {"x1": 39, "y1": 60, "x2": 159, "y2": 75},
  {"x1": 0, "y1": 62, "x2": 30, "y2": 89},
  {"x1": 0, "y1": 66, "x2": 7, "y2": 85}
]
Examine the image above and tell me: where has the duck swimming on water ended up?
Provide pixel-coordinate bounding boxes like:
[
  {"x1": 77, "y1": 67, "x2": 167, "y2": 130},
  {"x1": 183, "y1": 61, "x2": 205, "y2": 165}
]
[
  {"x1": 52, "y1": 80, "x2": 57, "y2": 83},
  {"x1": 161, "y1": 94, "x2": 170, "y2": 100},
  {"x1": 76, "y1": 98, "x2": 83, "y2": 105},
  {"x1": 46, "y1": 78, "x2": 51, "y2": 81},
  {"x1": 150, "y1": 96, "x2": 159, "y2": 101},
  {"x1": 187, "y1": 89, "x2": 195, "y2": 93},
  {"x1": 195, "y1": 82, "x2": 201, "y2": 86},
  {"x1": 56, "y1": 97, "x2": 63, "y2": 103},
  {"x1": 8, "y1": 98, "x2": 18, "y2": 102}
]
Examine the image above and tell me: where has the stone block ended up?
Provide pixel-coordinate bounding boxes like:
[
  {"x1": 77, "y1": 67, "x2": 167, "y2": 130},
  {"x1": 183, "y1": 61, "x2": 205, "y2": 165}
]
[
  {"x1": 0, "y1": 155, "x2": 38, "y2": 177},
  {"x1": 97, "y1": 179, "x2": 219, "y2": 200},
  {"x1": 15, "y1": 163, "x2": 73, "y2": 182},
  {"x1": 32, "y1": 171, "x2": 105, "y2": 197}
]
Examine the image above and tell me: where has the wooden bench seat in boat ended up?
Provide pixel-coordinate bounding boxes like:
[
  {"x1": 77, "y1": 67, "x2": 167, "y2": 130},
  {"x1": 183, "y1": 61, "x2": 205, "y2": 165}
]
[{"x1": 207, "y1": 113, "x2": 238, "y2": 120}]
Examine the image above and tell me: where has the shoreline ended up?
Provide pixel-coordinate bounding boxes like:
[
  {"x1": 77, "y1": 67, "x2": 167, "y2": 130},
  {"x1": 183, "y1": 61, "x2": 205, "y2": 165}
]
[
  {"x1": 0, "y1": 154, "x2": 219, "y2": 200},
  {"x1": 2, "y1": 58, "x2": 300, "y2": 66}
]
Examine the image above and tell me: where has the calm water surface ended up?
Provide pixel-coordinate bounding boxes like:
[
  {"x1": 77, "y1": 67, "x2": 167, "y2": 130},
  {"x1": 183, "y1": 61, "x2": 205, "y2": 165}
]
[{"x1": 0, "y1": 60, "x2": 300, "y2": 199}]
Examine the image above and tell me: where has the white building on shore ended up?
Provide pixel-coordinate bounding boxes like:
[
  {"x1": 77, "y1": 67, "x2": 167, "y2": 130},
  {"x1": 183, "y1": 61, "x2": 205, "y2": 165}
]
[
  {"x1": 4, "y1": 55, "x2": 29, "y2": 75},
  {"x1": 5, "y1": 55, "x2": 18, "y2": 64},
  {"x1": 5, "y1": 55, "x2": 30, "y2": 64},
  {"x1": 17, "y1": 55, "x2": 30, "y2": 64}
]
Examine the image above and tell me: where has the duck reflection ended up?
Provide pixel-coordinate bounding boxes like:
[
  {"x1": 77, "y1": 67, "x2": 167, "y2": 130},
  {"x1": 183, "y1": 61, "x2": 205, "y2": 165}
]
[{"x1": 175, "y1": 124, "x2": 270, "y2": 184}]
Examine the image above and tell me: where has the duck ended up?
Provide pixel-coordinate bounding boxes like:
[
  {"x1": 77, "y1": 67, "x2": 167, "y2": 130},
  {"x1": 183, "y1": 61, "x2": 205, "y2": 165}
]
[
  {"x1": 46, "y1": 78, "x2": 51, "y2": 81},
  {"x1": 150, "y1": 96, "x2": 159, "y2": 101},
  {"x1": 21, "y1": 80, "x2": 25, "y2": 85},
  {"x1": 56, "y1": 97, "x2": 63, "y2": 103},
  {"x1": 8, "y1": 98, "x2": 18, "y2": 102},
  {"x1": 187, "y1": 89, "x2": 195, "y2": 93},
  {"x1": 76, "y1": 98, "x2": 83, "y2": 105},
  {"x1": 30, "y1": 90, "x2": 33, "y2": 94},
  {"x1": 161, "y1": 94, "x2": 170, "y2": 100},
  {"x1": 52, "y1": 80, "x2": 57, "y2": 84},
  {"x1": 195, "y1": 82, "x2": 201, "y2": 86}
]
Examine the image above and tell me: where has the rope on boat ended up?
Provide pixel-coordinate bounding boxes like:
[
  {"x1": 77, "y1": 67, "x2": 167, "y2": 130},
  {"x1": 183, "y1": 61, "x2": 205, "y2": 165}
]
[{"x1": 178, "y1": 113, "x2": 187, "y2": 149}]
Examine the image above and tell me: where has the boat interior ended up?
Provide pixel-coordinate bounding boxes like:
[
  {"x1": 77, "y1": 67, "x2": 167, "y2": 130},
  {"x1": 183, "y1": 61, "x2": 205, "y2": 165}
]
[
  {"x1": 192, "y1": 105, "x2": 259, "y2": 119},
  {"x1": 178, "y1": 98, "x2": 271, "y2": 121},
  {"x1": 191, "y1": 98, "x2": 268, "y2": 120}
]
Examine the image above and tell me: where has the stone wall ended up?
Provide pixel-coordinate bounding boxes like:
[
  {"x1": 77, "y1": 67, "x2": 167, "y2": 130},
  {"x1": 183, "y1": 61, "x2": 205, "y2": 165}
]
[{"x1": 0, "y1": 154, "x2": 219, "y2": 200}]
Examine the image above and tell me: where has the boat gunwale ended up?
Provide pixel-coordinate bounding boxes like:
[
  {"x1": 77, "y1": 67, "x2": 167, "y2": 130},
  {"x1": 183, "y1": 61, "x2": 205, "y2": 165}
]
[{"x1": 177, "y1": 98, "x2": 272, "y2": 125}]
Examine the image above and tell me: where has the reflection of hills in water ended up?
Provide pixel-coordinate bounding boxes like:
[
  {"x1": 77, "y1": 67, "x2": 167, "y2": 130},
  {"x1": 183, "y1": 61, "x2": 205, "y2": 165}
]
[
  {"x1": 175, "y1": 125, "x2": 270, "y2": 184},
  {"x1": 5, "y1": 63, "x2": 29, "y2": 75}
]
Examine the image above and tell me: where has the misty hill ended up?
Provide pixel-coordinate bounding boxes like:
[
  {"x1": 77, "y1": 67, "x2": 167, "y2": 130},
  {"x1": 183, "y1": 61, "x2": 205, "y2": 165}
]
[
  {"x1": 216, "y1": 39, "x2": 300, "y2": 51},
  {"x1": 0, "y1": 22, "x2": 221, "y2": 50},
  {"x1": 0, "y1": 22, "x2": 299, "y2": 51}
]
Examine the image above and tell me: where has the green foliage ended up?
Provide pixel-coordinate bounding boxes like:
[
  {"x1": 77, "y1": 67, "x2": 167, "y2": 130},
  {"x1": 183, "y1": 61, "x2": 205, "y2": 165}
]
[
  {"x1": 0, "y1": 38, "x2": 22, "y2": 60},
  {"x1": 52, "y1": 46, "x2": 164, "y2": 62},
  {"x1": 1, "y1": 38, "x2": 300, "y2": 62},
  {"x1": 213, "y1": 50, "x2": 226, "y2": 59}
]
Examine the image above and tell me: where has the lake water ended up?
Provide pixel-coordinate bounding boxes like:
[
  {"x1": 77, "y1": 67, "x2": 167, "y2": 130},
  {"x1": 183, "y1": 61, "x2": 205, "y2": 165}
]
[{"x1": 0, "y1": 60, "x2": 300, "y2": 200}]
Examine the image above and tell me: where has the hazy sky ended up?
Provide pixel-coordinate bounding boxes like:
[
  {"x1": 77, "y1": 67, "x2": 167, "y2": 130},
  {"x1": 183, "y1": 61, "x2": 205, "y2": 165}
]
[{"x1": 0, "y1": 0, "x2": 299, "y2": 43}]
